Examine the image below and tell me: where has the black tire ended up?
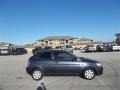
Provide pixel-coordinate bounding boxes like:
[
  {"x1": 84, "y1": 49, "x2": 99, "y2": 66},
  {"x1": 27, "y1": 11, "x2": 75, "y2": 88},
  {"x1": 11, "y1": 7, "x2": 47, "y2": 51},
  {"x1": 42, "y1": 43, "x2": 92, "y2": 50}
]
[
  {"x1": 32, "y1": 69, "x2": 44, "y2": 81},
  {"x1": 82, "y1": 68, "x2": 96, "y2": 80}
]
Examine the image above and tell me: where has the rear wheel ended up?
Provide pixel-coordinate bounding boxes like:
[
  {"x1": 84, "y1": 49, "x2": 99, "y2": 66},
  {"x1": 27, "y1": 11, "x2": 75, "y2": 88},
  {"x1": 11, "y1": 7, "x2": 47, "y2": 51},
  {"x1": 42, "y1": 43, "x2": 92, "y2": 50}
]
[
  {"x1": 82, "y1": 68, "x2": 95, "y2": 80},
  {"x1": 32, "y1": 69, "x2": 44, "y2": 81}
]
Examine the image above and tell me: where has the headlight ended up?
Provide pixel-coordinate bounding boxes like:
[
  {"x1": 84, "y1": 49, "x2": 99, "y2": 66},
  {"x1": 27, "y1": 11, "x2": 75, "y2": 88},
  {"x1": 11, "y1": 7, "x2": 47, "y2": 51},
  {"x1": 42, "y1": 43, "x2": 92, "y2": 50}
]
[{"x1": 96, "y1": 63, "x2": 102, "y2": 66}]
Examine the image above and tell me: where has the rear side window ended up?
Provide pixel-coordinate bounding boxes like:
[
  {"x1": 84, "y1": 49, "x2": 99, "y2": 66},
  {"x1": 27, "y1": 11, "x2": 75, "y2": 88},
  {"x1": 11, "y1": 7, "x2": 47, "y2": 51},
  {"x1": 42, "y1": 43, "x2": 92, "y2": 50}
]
[{"x1": 39, "y1": 51, "x2": 51, "y2": 59}]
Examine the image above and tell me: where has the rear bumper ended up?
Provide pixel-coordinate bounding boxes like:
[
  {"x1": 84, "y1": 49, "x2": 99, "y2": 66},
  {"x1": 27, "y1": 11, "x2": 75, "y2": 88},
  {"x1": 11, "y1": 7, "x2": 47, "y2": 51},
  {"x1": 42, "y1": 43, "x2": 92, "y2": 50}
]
[{"x1": 26, "y1": 66, "x2": 32, "y2": 75}]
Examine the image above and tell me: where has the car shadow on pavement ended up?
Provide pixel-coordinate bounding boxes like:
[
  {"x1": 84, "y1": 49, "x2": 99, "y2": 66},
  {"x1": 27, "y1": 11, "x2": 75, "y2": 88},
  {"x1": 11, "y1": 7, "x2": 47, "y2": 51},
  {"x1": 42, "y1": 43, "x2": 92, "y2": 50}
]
[{"x1": 37, "y1": 82, "x2": 47, "y2": 90}]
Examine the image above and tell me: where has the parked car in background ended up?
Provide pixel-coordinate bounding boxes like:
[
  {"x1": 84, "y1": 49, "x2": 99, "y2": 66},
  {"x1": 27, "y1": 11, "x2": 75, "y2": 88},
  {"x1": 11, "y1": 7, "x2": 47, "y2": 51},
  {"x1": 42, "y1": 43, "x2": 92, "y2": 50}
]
[
  {"x1": 84, "y1": 45, "x2": 97, "y2": 52},
  {"x1": 74, "y1": 47, "x2": 80, "y2": 50},
  {"x1": 59, "y1": 45, "x2": 73, "y2": 53},
  {"x1": 84, "y1": 44, "x2": 113, "y2": 53},
  {"x1": 109, "y1": 44, "x2": 120, "y2": 51},
  {"x1": 101, "y1": 44, "x2": 112, "y2": 52},
  {"x1": 26, "y1": 49, "x2": 103, "y2": 81},
  {"x1": 12, "y1": 48, "x2": 27, "y2": 55},
  {"x1": 96, "y1": 45, "x2": 109, "y2": 52},
  {"x1": 64, "y1": 45, "x2": 73, "y2": 53},
  {"x1": 32, "y1": 46, "x2": 52, "y2": 55},
  {"x1": 55, "y1": 45, "x2": 73, "y2": 53},
  {"x1": 96, "y1": 45, "x2": 103, "y2": 52},
  {"x1": 0, "y1": 49, "x2": 12, "y2": 55},
  {"x1": 32, "y1": 47, "x2": 42, "y2": 55}
]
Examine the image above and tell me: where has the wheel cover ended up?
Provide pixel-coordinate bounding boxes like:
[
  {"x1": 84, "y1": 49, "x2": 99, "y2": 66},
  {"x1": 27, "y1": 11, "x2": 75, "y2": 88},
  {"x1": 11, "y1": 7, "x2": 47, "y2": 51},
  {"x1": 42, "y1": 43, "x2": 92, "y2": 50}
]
[
  {"x1": 33, "y1": 70, "x2": 42, "y2": 80},
  {"x1": 85, "y1": 70, "x2": 94, "y2": 79}
]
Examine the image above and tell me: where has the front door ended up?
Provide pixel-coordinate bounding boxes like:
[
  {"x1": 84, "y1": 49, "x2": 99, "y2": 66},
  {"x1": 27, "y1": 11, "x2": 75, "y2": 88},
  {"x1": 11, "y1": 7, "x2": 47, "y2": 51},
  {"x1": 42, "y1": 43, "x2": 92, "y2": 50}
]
[{"x1": 52, "y1": 51, "x2": 81, "y2": 74}]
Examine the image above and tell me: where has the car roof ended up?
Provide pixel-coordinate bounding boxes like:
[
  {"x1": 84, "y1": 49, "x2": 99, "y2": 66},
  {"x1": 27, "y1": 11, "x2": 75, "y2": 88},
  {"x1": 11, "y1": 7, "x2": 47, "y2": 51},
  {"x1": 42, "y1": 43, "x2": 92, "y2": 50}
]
[{"x1": 36, "y1": 49, "x2": 66, "y2": 53}]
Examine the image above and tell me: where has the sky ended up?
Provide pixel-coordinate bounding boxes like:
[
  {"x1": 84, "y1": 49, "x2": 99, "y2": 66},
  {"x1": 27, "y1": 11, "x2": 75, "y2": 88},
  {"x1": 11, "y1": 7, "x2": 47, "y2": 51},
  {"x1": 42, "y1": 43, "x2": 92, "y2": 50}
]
[{"x1": 0, "y1": 0, "x2": 120, "y2": 45}]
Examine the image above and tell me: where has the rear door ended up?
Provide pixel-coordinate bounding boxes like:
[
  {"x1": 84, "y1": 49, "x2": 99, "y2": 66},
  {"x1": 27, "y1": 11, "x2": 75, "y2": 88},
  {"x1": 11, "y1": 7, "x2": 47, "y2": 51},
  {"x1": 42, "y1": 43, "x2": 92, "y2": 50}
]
[{"x1": 37, "y1": 51, "x2": 58, "y2": 74}]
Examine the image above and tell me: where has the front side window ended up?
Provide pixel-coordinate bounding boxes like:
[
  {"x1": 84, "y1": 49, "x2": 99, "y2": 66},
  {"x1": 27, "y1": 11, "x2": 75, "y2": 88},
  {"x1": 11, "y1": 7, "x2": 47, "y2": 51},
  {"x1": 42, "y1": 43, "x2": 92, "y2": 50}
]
[{"x1": 53, "y1": 51, "x2": 73, "y2": 61}]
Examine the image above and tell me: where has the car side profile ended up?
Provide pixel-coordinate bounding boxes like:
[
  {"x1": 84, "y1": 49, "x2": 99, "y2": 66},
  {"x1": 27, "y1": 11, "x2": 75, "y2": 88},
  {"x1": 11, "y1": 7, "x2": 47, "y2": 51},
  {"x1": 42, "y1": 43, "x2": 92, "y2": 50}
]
[
  {"x1": 32, "y1": 46, "x2": 52, "y2": 55},
  {"x1": 84, "y1": 45, "x2": 97, "y2": 52},
  {"x1": 12, "y1": 48, "x2": 27, "y2": 55},
  {"x1": 0, "y1": 49, "x2": 12, "y2": 55},
  {"x1": 26, "y1": 50, "x2": 103, "y2": 81}
]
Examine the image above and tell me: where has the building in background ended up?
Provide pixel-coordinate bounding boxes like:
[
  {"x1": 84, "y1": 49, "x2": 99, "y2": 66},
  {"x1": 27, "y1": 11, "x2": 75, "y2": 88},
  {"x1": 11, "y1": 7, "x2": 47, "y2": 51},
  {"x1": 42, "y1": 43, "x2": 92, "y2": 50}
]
[
  {"x1": 115, "y1": 33, "x2": 120, "y2": 45},
  {"x1": 72, "y1": 38, "x2": 93, "y2": 49},
  {"x1": 77, "y1": 38, "x2": 93, "y2": 43},
  {"x1": 33, "y1": 36, "x2": 95, "y2": 49},
  {"x1": 73, "y1": 41, "x2": 105, "y2": 50},
  {"x1": 0, "y1": 42, "x2": 14, "y2": 49},
  {"x1": 33, "y1": 36, "x2": 78, "y2": 48}
]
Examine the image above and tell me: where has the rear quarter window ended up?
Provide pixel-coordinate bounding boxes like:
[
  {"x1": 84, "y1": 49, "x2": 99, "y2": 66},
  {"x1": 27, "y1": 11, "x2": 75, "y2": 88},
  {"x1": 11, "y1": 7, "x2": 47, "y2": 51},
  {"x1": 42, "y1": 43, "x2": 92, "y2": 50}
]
[{"x1": 39, "y1": 51, "x2": 51, "y2": 59}]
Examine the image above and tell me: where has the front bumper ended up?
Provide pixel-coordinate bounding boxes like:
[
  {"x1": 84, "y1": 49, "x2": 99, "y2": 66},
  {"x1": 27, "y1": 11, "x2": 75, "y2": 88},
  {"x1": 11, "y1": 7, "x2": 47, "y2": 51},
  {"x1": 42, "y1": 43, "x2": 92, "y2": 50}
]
[{"x1": 96, "y1": 66, "x2": 103, "y2": 75}]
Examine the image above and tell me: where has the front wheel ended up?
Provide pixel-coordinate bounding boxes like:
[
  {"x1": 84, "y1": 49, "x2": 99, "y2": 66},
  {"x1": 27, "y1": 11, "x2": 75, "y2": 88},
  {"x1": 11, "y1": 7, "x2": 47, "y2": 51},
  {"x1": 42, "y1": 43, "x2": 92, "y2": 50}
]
[
  {"x1": 32, "y1": 69, "x2": 44, "y2": 81},
  {"x1": 82, "y1": 68, "x2": 95, "y2": 80}
]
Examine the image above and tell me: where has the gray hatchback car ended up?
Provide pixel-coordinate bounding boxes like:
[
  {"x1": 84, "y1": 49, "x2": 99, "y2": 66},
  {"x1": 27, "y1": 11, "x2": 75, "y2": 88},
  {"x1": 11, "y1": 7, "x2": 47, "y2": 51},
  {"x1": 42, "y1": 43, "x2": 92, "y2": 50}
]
[{"x1": 26, "y1": 50, "x2": 103, "y2": 81}]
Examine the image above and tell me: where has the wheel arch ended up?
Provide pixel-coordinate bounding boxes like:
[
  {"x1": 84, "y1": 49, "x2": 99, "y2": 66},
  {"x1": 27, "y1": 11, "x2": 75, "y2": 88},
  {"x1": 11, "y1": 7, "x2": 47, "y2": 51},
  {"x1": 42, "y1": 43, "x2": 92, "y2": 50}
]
[
  {"x1": 32, "y1": 67, "x2": 45, "y2": 74},
  {"x1": 82, "y1": 67, "x2": 97, "y2": 75}
]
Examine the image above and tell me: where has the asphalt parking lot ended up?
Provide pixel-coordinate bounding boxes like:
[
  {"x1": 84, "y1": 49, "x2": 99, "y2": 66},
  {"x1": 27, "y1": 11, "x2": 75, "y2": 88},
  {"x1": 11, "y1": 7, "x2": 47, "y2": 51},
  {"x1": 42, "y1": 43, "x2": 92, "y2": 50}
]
[{"x1": 0, "y1": 51, "x2": 120, "y2": 90}]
